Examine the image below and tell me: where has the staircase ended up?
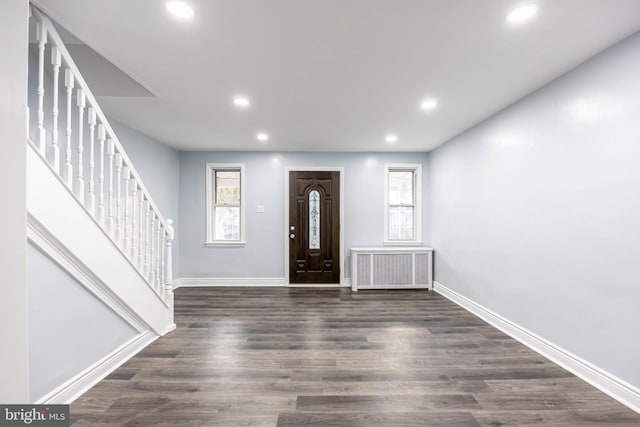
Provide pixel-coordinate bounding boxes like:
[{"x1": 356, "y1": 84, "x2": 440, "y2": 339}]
[{"x1": 26, "y1": 5, "x2": 175, "y2": 403}]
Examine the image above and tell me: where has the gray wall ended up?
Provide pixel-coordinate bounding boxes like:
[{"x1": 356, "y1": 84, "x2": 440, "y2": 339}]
[
  {"x1": 179, "y1": 151, "x2": 429, "y2": 279},
  {"x1": 429, "y1": 32, "x2": 640, "y2": 388},
  {"x1": 0, "y1": 0, "x2": 30, "y2": 403},
  {"x1": 27, "y1": 243, "x2": 139, "y2": 402}
]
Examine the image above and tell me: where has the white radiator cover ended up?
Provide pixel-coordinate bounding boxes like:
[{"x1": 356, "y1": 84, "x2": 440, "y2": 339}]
[{"x1": 350, "y1": 247, "x2": 433, "y2": 291}]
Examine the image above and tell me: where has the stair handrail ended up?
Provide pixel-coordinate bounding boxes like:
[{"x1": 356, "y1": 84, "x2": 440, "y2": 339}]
[{"x1": 28, "y1": 5, "x2": 174, "y2": 303}]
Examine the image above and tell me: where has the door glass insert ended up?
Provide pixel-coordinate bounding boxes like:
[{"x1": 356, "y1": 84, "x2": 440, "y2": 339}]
[{"x1": 309, "y1": 190, "x2": 320, "y2": 249}]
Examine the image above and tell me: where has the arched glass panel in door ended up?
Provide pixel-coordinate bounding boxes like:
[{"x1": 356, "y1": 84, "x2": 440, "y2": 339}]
[{"x1": 309, "y1": 190, "x2": 320, "y2": 249}]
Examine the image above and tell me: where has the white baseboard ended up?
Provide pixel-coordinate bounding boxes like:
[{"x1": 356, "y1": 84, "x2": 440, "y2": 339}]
[
  {"x1": 174, "y1": 277, "x2": 287, "y2": 288},
  {"x1": 174, "y1": 277, "x2": 352, "y2": 288},
  {"x1": 36, "y1": 331, "x2": 158, "y2": 404},
  {"x1": 164, "y1": 323, "x2": 177, "y2": 335},
  {"x1": 434, "y1": 281, "x2": 640, "y2": 414}
]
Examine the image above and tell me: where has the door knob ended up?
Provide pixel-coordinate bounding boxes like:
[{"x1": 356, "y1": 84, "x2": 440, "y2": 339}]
[
  {"x1": 289, "y1": 233, "x2": 295, "y2": 239},
  {"x1": 290, "y1": 226, "x2": 295, "y2": 231}
]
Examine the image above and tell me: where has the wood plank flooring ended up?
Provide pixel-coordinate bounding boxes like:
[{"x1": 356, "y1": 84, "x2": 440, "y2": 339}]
[{"x1": 71, "y1": 287, "x2": 640, "y2": 426}]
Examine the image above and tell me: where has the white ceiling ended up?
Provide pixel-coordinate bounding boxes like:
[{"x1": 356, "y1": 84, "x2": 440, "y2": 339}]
[{"x1": 34, "y1": 0, "x2": 640, "y2": 152}]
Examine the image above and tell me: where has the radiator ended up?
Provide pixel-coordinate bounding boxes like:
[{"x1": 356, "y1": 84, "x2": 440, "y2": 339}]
[{"x1": 350, "y1": 247, "x2": 433, "y2": 291}]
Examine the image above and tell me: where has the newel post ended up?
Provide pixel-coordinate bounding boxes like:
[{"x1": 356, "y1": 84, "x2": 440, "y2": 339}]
[
  {"x1": 164, "y1": 219, "x2": 175, "y2": 292},
  {"x1": 164, "y1": 219, "x2": 176, "y2": 332}
]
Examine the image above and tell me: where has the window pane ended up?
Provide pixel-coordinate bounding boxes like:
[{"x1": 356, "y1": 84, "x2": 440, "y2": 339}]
[
  {"x1": 309, "y1": 190, "x2": 320, "y2": 250},
  {"x1": 388, "y1": 171, "x2": 414, "y2": 205},
  {"x1": 214, "y1": 206, "x2": 240, "y2": 240},
  {"x1": 216, "y1": 171, "x2": 240, "y2": 204},
  {"x1": 388, "y1": 206, "x2": 414, "y2": 240}
]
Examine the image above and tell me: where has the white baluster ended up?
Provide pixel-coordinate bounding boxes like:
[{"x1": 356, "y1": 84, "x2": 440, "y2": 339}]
[
  {"x1": 164, "y1": 219, "x2": 175, "y2": 299},
  {"x1": 51, "y1": 46, "x2": 61, "y2": 171},
  {"x1": 36, "y1": 21, "x2": 47, "y2": 155},
  {"x1": 160, "y1": 227, "x2": 166, "y2": 288},
  {"x1": 123, "y1": 166, "x2": 130, "y2": 252},
  {"x1": 150, "y1": 216, "x2": 156, "y2": 289},
  {"x1": 144, "y1": 202, "x2": 151, "y2": 278},
  {"x1": 115, "y1": 153, "x2": 123, "y2": 243},
  {"x1": 130, "y1": 178, "x2": 138, "y2": 260},
  {"x1": 106, "y1": 139, "x2": 115, "y2": 234},
  {"x1": 149, "y1": 214, "x2": 156, "y2": 287},
  {"x1": 138, "y1": 191, "x2": 145, "y2": 269},
  {"x1": 156, "y1": 220, "x2": 162, "y2": 291},
  {"x1": 97, "y1": 125, "x2": 106, "y2": 224},
  {"x1": 64, "y1": 69, "x2": 74, "y2": 186},
  {"x1": 87, "y1": 108, "x2": 96, "y2": 214},
  {"x1": 75, "y1": 88, "x2": 86, "y2": 202}
]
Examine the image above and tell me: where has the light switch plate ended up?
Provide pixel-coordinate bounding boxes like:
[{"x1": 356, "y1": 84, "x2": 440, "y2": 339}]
[{"x1": 256, "y1": 205, "x2": 265, "y2": 213}]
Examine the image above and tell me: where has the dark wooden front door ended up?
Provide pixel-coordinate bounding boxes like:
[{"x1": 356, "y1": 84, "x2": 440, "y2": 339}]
[{"x1": 289, "y1": 171, "x2": 340, "y2": 284}]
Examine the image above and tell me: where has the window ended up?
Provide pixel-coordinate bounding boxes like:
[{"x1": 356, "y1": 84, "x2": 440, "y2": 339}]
[
  {"x1": 384, "y1": 164, "x2": 422, "y2": 244},
  {"x1": 206, "y1": 164, "x2": 245, "y2": 245}
]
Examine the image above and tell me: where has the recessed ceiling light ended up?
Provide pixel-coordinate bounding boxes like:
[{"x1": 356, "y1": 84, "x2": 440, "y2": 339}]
[
  {"x1": 166, "y1": 1, "x2": 195, "y2": 19},
  {"x1": 233, "y1": 96, "x2": 250, "y2": 108},
  {"x1": 256, "y1": 132, "x2": 269, "y2": 142},
  {"x1": 506, "y1": 4, "x2": 538, "y2": 23},
  {"x1": 420, "y1": 97, "x2": 439, "y2": 111},
  {"x1": 385, "y1": 134, "x2": 398, "y2": 144}
]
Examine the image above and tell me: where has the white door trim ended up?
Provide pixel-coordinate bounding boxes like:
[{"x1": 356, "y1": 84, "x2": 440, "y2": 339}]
[{"x1": 284, "y1": 167, "x2": 345, "y2": 286}]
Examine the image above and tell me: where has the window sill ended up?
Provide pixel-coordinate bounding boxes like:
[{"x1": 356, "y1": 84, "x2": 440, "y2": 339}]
[
  {"x1": 383, "y1": 241, "x2": 424, "y2": 247},
  {"x1": 205, "y1": 241, "x2": 246, "y2": 247}
]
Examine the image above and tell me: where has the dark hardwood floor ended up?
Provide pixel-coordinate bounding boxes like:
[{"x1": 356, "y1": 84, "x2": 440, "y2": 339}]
[{"x1": 71, "y1": 287, "x2": 640, "y2": 426}]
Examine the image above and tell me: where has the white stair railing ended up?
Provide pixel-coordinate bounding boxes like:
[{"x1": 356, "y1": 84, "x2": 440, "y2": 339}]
[{"x1": 27, "y1": 6, "x2": 175, "y2": 307}]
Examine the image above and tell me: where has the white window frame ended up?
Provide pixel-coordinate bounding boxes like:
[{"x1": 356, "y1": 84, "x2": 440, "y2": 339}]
[
  {"x1": 206, "y1": 163, "x2": 246, "y2": 246},
  {"x1": 384, "y1": 163, "x2": 422, "y2": 246}
]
